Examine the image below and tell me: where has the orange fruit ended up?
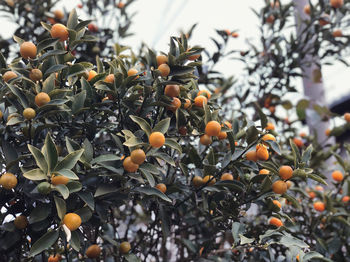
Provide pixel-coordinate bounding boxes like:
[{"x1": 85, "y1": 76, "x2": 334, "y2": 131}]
[
  {"x1": 330, "y1": 0, "x2": 343, "y2": 8},
  {"x1": 123, "y1": 156, "x2": 139, "y2": 173},
  {"x1": 272, "y1": 180, "x2": 287, "y2": 194},
  {"x1": 88, "y1": 24, "x2": 98, "y2": 32},
  {"x1": 0, "y1": 172, "x2": 17, "y2": 190},
  {"x1": 0, "y1": 110, "x2": 2, "y2": 119},
  {"x1": 333, "y1": 29, "x2": 343, "y2": 37},
  {"x1": 259, "y1": 169, "x2": 270, "y2": 175},
  {"x1": 203, "y1": 175, "x2": 216, "y2": 186},
  {"x1": 178, "y1": 126, "x2": 187, "y2": 136},
  {"x1": 205, "y1": 121, "x2": 221, "y2": 136},
  {"x1": 220, "y1": 173, "x2": 233, "y2": 181},
  {"x1": 293, "y1": 138, "x2": 304, "y2": 148},
  {"x1": 155, "y1": 183, "x2": 167, "y2": 193},
  {"x1": 224, "y1": 29, "x2": 231, "y2": 35},
  {"x1": 256, "y1": 146, "x2": 269, "y2": 161},
  {"x1": 51, "y1": 175, "x2": 69, "y2": 185},
  {"x1": 48, "y1": 255, "x2": 61, "y2": 262},
  {"x1": 296, "y1": 254, "x2": 300, "y2": 262},
  {"x1": 194, "y1": 95, "x2": 207, "y2": 107},
  {"x1": 331, "y1": 170, "x2": 344, "y2": 182},
  {"x1": 279, "y1": 166, "x2": 293, "y2": 180},
  {"x1": 29, "y1": 69, "x2": 43, "y2": 82},
  {"x1": 156, "y1": 55, "x2": 168, "y2": 66},
  {"x1": 269, "y1": 217, "x2": 283, "y2": 227},
  {"x1": 53, "y1": 10, "x2": 64, "y2": 20},
  {"x1": 127, "y1": 68, "x2": 139, "y2": 78},
  {"x1": 149, "y1": 132, "x2": 165, "y2": 148},
  {"x1": 272, "y1": 200, "x2": 281, "y2": 209},
  {"x1": 315, "y1": 185, "x2": 324, "y2": 191},
  {"x1": 223, "y1": 121, "x2": 232, "y2": 129},
  {"x1": 188, "y1": 54, "x2": 200, "y2": 61},
  {"x1": 262, "y1": 134, "x2": 276, "y2": 142},
  {"x1": 158, "y1": 64, "x2": 170, "y2": 77},
  {"x1": 344, "y1": 113, "x2": 350, "y2": 122},
  {"x1": 308, "y1": 191, "x2": 316, "y2": 199},
  {"x1": 325, "y1": 128, "x2": 331, "y2": 136},
  {"x1": 168, "y1": 97, "x2": 181, "y2": 112},
  {"x1": 14, "y1": 215, "x2": 28, "y2": 229},
  {"x1": 86, "y1": 244, "x2": 101, "y2": 258},
  {"x1": 120, "y1": 241, "x2": 131, "y2": 254},
  {"x1": 299, "y1": 132, "x2": 307, "y2": 137},
  {"x1": 199, "y1": 134, "x2": 212, "y2": 146},
  {"x1": 35, "y1": 92, "x2": 51, "y2": 107},
  {"x1": 217, "y1": 131, "x2": 227, "y2": 140},
  {"x1": 270, "y1": 1, "x2": 280, "y2": 8},
  {"x1": 105, "y1": 74, "x2": 115, "y2": 83},
  {"x1": 164, "y1": 85, "x2": 180, "y2": 97},
  {"x1": 63, "y1": 213, "x2": 81, "y2": 231},
  {"x1": 304, "y1": 4, "x2": 311, "y2": 15},
  {"x1": 313, "y1": 201, "x2": 325, "y2": 212},
  {"x1": 117, "y1": 2, "x2": 125, "y2": 8},
  {"x1": 102, "y1": 97, "x2": 109, "y2": 102},
  {"x1": 231, "y1": 32, "x2": 239, "y2": 38},
  {"x1": 192, "y1": 176, "x2": 204, "y2": 187},
  {"x1": 88, "y1": 70, "x2": 97, "y2": 81},
  {"x1": 266, "y1": 15, "x2": 275, "y2": 24},
  {"x1": 130, "y1": 149, "x2": 146, "y2": 165},
  {"x1": 23, "y1": 108, "x2": 36, "y2": 120},
  {"x1": 286, "y1": 180, "x2": 293, "y2": 189},
  {"x1": 319, "y1": 14, "x2": 330, "y2": 26},
  {"x1": 183, "y1": 99, "x2": 191, "y2": 109},
  {"x1": 50, "y1": 23, "x2": 69, "y2": 42},
  {"x1": 20, "y1": 42, "x2": 37, "y2": 59},
  {"x1": 265, "y1": 122, "x2": 275, "y2": 131},
  {"x1": 342, "y1": 196, "x2": 350, "y2": 203},
  {"x1": 197, "y1": 90, "x2": 211, "y2": 99},
  {"x1": 3, "y1": 71, "x2": 18, "y2": 82},
  {"x1": 246, "y1": 151, "x2": 258, "y2": 162}
]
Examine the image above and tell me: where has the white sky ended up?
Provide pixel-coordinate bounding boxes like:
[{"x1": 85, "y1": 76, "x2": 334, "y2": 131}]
[{"x1": 3, "y1": 0, "x2": 350, "y2": 105}]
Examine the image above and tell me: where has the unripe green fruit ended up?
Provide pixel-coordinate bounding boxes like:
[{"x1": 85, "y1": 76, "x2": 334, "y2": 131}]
[{"x1": 37, "y1": 181, "x2": 51, "y2": 195}]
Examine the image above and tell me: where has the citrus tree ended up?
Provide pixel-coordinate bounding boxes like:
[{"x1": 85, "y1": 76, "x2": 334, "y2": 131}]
[{"x1": 0, "y1": 1, "x2": 349, "y2": 262}]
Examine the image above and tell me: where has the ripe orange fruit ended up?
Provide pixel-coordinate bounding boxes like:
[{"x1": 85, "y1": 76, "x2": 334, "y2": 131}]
[
  {"x1": 246, "y1": 150, "x2": 258, "y2": 162},
  {"x1": 217, "y1": 131, "x2": 227, "y2": 140},
  {"x1": 105, "y1": 74, "x2": 115, "y2": 83},
  {"x1": 120, "y1": 241, "x2": 131, "y2": 254},
  {"x1": 123, "y1": 156, "x2": 139, "y2": 173},
  {"x1": 0, "y1": 172, "x2": 17, "y2": 190},
  {"x1": 344, "y1": 113, "x2": 350, "y2": 122},
  {"x1": 197, "y1": 90, "x2": 211, "y2": 99},
  {"x1": 220, "y1": 173, "x2": 233, "y2": 181},
  {"x1": 269, "y1": 217, "x2": 283, "y2": 227},
  {"x1": 313, "y1": 201, "x2": 325, "y2": 212},
  {"x1": 51, "y1": 175, "x2": 70, "y2": 185},
  {"x1": 231, "y1": 32, "x2": 239, "y2": 38},
  {"x1": 53, "y1": 10, "x2": 64, "y2": 20},
  {"x1": 20, "y1": 42, "x2": 37, "y2": 59},
  {"x1": 48, "y1": 255, "x2": 61, "y2": 262},
  {"x1": 63, "y1": 213, "x2": 82, "y2": 231},
  {"x1": 164, "y1": 85, "x2": 180, "y2": 97},
  {"x1": 315, "y1": 185, "x2": 324, "y2": 191},
  {"x1": 130, "y1": 149, "x2": 146, "y2": 165},
  {"x1": 259, "y1": 169, "x2": 270, "y2": 175},
  {"x1": 331, "y1": 170, "x2": 344, "y2": 182},
  {"x1": 88, "y1": 70, "x2": 97, "y2": 81},
  {"x1": 155, "y1": 183, "x2": 167, "y2": 193},
  {"x1": 286, "y1": 180, "x2": 293, "y2": 189},
  {"x1": 86, "y1": 244, "x2": 101, "y2": 258},
  {"x1": 194, "y1": 95, "x2": 207, "y2": 107},
  {"x1": 332, "y1": 29, "x2": 343, "y2": 37},
  {"x1": 272, "y1": 200, "x2": 281, "y2": 209},
  {"x1": 178, "y1": 126, "x2": 187, "y2": 136},
  {"x1": 192, "y1": 176, "x2": 204, "y2": 187},
  {"x1": 342, "y1": 196, "x2": 349, "y2": 203},
  {"x1": 325, "y1": 128, "x2": 331, "y2": 136},
  {"x1": 199, "y1": 134, "x2": 212, "y2": 146},
  {"x1": 308, "y1": 191, "x2": 316, "y2": 199},
  {"x1": 293, "y1": 138, "x2": 304, "y2": 148},
  {"x1": 223, "y1": 121, "x2": 232, "y2": 129},
  {"x1": 299, "y1": 132, "x2": 307, "y2": 137},
  {"x1": 35, "y1": 92, "x2": 51, "y2": 107},
  {"x1": 183, "y1": 99, "x2": 191, "y2": 109},
  {"x1": 296, "y1": 254, "x2": 300, "y2": 262},
  {"x1": 88, "y1": 23, "x2": 98, "y2": 32},
  {"x1": 279, "y1": 166, "x2": 293, "y2": 180},
  {"x1": 330, "y1": 0, "x2": 343, "y2": 8},
  {"x1": 29, "y1": 69, "x2": 43, "y2": 82},
  {"x1": 156, "y1": 55, "x2": 168, "y2": 66},
  {"x1": 158, "y1": 64, "x2": 170, "y2": 77},
  {"x1": 149, "y1": 132, "x2": 165, "y2": 148},
  {"x1": 265, "y1": 122, "x2": 275, "y2": 131},
  {"x1": 224, "y1": 29, "x2": 231, "y2": 35},
  {"x1": 0, "y1": 110, "x2": 3, "y2": 119},
  {"x1": 262, "y1": 134, "x2": 276, "y2": 142},
  {"x1": 168, "y1": 97, "x2": 181, "y2": 112},
  {"x1": 266, "y1": 15, "x2": 275, "y2": 24},
  {"x1": 188, "y1": 53, "x2": 200, "y2": 61},
  {"x1": 319, "y1": 14, "x2": 330, "y2": 26},
  {"x1": 51, "y1": 23, "x2": 69, "y2": 42},
  {"x1": 272, "y1": 180, "x2": 287, "y2": 194},
  {"x1": 14, "y1": 215, "x2": 28, "y2": 229},
  {"x1": 304, "y1": 4, "x2": 311, "y2": 15},
  {"x1": 117, "y1": 2, "x2": 125, "y2": 8},
  {"x1": 205, "y1": 121, "x2": 221, "y2": 136},
  {"x1": 256, "y1": 146, "x2": 269, "y2": 161},
  {"x1": 3, "y1": 71, "x2": 17, "y2": 82},
  {"x1": 127, "y1": 68, "x2": 139, "y2": 78},
  {"x1": 23, "y1": 108, "x2": 36, "y2": 120},
  {"x1": 203, "y1": 175, "x2": 216, "y2": 186},
  {"x1": 102, "y1": 97, "x2": 109, "y2": 102},
  {"x1": 270, "y1": 1, "x2": 280, "y2": 8}
]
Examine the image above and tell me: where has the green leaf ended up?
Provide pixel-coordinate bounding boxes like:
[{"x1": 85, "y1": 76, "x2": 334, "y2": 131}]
[
  {"x1": 70, "y1": 231, "x2": 81, "y2": 252},
  {"x1": 53, "y1": 184, "x2": 70, "y2": 199},
  {"x1": 91, "y1": 154, "x2": 121, "y2": 164},
  {"x1": 0, "y1": 52, "x2": 7, "y2": 69},
  {"x1": 94, "y1": 184, "x2": 118, "y2": 197},
  {"x1": 129, "y1": 115, "x2": 152, "y2": 136},
  {"x1": 240, "y1": 234, "x2": 255, "y2": 245},
  {"x1": 54, "y1": 196, "x2": 66, "y2": 220},
  {"x1": 265, "y1": 140, "x2": 281, "y2": 155},
  {"x1": 124, "y1": 254, "x2": 141, "y2": 262},
  {"x1": 66, "y1": 181, "x2": 83, "y2": 193},
  {"x1": 67, "y1": 64, "x2": 86, "y2": 78},
  {"x1": 246, "y1": 126, "x2": 259, "y2": 144},
  {"x1": 139, "y1": 168, "x2": 156, "y2": 187},
  {"x1": 29, "y1": 229, "x2": 59, "y2": 256},
  {"x1": 77, "y1": 192, "x2": 95, "y2": 210},
  {"x1": 280, "y1": 235, "x2": 309, "y2": 249},
  {"x1": 153, "y1": 118, "x2": 171, "y2": 134},
  {"x1": 42, "y1": 134, "x2": 58, "y2": 172},
  {"x1": 134, "y1": 187, "x2": 172, "y2": 203},
  {"x1": 214, "y1": 180, "x2": 245, "y2": 192},
  {"x1": 67, "y1": 9, "x2": 78, "y2": 29},
  {"x1": 29, "y1": 204, "x2": 51, "y2": 224},
  {"x1": 23, "y1": 169, "x2": 47, "y2": 181},
  {"x1": 164, "y1": 138, "x2": 182, "y2": 153},
  {"x1": 55, "y1": 149, "x2": 84, "y2": 171},
  {"x1": 6, "y1": 84, "x2": 29, "y2": 108},
  {"x1": 53, "y1": 169, "x2": 79, "y2": 180},
  {"x1": 308, "y1": 173, "x2": 327, "y2": 185},
  {"x1": 301, "y1": 145, "x2": 313, "y2": 164},
  {"x1": 28, "y1": 145, "x2": 48, "y2": 174},
  {"x1": 232, "y1": 222, "x2": 246, "y2": 245},
  {"x1": 139, "y1": 163, "x2": 159, "y2": 174},
  {"x1": 72, "y1": 90, "x2": 86, "y2": 114},
  {"x1": 289, "y1": 138, "x2": 300, "y2": 168},
  {"x1": 152, "y1": 152, "x2": 175, "y2": 166},
  {"x1": 254, "y1": 102, "x2": 267, "y2": 129}
]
